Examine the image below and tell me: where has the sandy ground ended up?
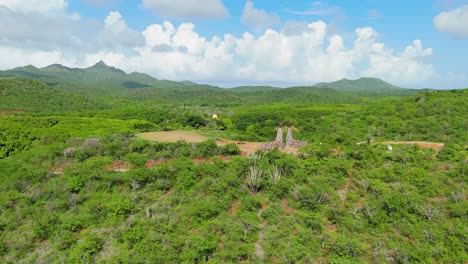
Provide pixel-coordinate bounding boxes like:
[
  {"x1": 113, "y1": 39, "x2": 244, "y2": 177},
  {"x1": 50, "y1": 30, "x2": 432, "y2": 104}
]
[
  {"x1": 136, "y1": 131, "x2": 298, "y2": 155},
  {"x1": 377, "y1": 141, "x2": 444, "y2": 151},
  {"x1": 216, "y1": 139, "x2": 264, "y2": 155},
  {"x1": 137, "y1": 131, "x2": 208, "y2": 143},
  {"x1": 357, "y1": 140, "x2": 445, "y2": 151}
]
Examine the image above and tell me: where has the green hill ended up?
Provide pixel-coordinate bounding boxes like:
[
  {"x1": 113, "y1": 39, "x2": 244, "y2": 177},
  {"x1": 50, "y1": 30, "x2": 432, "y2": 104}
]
[
  {"x1": 224, "y1": 78, "x2": 420, "y2": 104},
  {"x1": 0, "y1": 63, "x2": 424, "y2": 105},
  {"x1": 227, "y1": 86, "x2": 281, "y2": 93},
  {"x1": 0, "y1": 88, "x2": 466, "y2": 263},
  {"x1": 0, "y1": 61, "x2": 223, "y2": 97},
  {"x1": 0, "y1": 78, "x2": 107, "y2": 112},
  {"x1": 313, "y1": 77, "x2": 419, "y2": 96}
]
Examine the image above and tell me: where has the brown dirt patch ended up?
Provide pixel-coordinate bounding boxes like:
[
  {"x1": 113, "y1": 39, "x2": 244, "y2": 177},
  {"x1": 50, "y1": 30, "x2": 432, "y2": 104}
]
[
  {"x1": 106, "y1": 160, "x2": 131, "y2": 172},
  {"x1": 377, "y1": 141, "x2": 444, "y2": 151},
  {"x1": 324, "y1": 216, "x2": 336, "y2": 232},
  {"x1": 217, "y1": 139, "x2": 264, "y2": 156},
  {"x1": 229, "y1": 200, "x2": 241, "y2": 215},
  {"x1": 217, "y1": 155, "x2": 231, "y2": 161},
  {"x1": 137, "y1": 131, "x2": 300, "y2": 156},
  {"x1": 137, "y1": 131, "x2": 208, "y2": 143},
  {"x1": 192, "y1": 158, "x2": 209, "y2": 164},
  {"x1": 158, "y1": 190, "x2": 172, "y2": 199},
  {"x1": 280, "y1": 199, "x2": 295, "y2": 215},
  {"x1": 429, "y1": 196, "x2": 445, "y2": 203},
  {"x1": 221, "y1": 140, "x2": 300, "y2": 156},
  {"x1": 356, "y1": 196, "x2": 365, "y2": 209},
  {"x1": 330, "y1": 146, "x2": 343, "y2": 157},
  {"x1": 272, "y1": 257, "x2": 281, "y2": 264},
  {"x1": 188, "y1": 228, "x2": 200, "y2": 235},
  {"x1": 145, "y1": 159, "x2": 156, "y2": 168},
  {"x1": 51, "y1": 161, "x2": 73, "y2": 174},
  {"x1": 438, "y1": 163, "x2": 452, "y2": 171},
  {"x1": 217, "y1": 240, "x2": 224, "y2": 249}
]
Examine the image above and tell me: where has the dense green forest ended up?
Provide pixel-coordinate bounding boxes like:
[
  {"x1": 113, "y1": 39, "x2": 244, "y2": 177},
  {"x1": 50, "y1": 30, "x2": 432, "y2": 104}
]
[{"x1": 0, "y1": 69, "x2": 466, "y2": 263}]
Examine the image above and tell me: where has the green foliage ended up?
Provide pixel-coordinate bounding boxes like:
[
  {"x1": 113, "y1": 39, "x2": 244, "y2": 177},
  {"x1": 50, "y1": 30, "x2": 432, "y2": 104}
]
[
  {"x1": 0, "y1": 83, "x2": 466, "y2": 263},
  {"x1": 191, "y1": 140, "x2": 219, "y2": 158},
  {"x1": 220, "y1": 143, "x2": 241, "y2": 155},
  {"x1": 68, "y1": 233, "x2": 104, "y2": 263},
  {"x1": 107, "y1": 199, "x2": 133, "y2": 219},
  {"x1": 0, "y1": 78, "x2": 107, "y2": 112}
]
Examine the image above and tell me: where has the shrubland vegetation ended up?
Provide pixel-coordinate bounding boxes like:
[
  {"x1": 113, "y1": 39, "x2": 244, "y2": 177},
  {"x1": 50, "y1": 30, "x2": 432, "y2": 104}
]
[{"x1": 0, "y1": 69, "x2": 466, "y2": 263}]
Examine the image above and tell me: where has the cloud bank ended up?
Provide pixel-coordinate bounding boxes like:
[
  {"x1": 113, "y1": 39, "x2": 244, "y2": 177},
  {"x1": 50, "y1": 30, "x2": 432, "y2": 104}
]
[
  {"x1": 434, "y1": 5, "x2": 468, "y2": 38},
  {"x1": 0, "y1": 0, "x2": 440, "y2": 88}
]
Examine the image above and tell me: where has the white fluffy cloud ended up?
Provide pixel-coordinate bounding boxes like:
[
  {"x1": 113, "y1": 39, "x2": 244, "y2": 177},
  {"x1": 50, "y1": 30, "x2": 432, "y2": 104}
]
[
  {"x1": 0, "y1": 6, "x2": 143, "y2": 56},
  {"x1": 241, "y1": 0, "x2": 280, "y2": 31},
  {"x1": 102, "y1": 11, "x2": 145, "y2": 49},
  {"x1": 82, "y1": 20, "x2": 434, "y2": 87},
  {"x1": 434, "y1": 5, "x2": 468, "y2": 38},
  {"x1": 141, "y1": 0, "x2": 228, "y2": 19},
  {"x1": 0, "y1": 0, "x2": 67, "y2": 13},
  {"x1": 0, "y1": 3, "x2": 437, "y2": 87}
]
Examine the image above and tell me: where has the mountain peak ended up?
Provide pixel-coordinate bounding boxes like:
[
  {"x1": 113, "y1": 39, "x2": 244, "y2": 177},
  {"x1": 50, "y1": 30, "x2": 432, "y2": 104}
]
[
  {"x1": 13, "y1": 65, "x2": 38, "y2": 71},
  {"x1": 91, "y1": 60, "x2": 109, "y2": 68},
  {"x1": 42, "y1": 64, "x2": 71, "y2": 71},
  {"x1": 87, "y1": 60, "x2": 125, "y2": 75},
  {"x1": 313, "y1": 77, "x2": 403, "y2": 92}
]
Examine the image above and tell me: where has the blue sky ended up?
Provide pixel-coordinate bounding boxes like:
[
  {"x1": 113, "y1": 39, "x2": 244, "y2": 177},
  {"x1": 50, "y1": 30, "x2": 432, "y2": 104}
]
[{"x1": 1, "y1": 0, "x2": 467, "y2": 88}]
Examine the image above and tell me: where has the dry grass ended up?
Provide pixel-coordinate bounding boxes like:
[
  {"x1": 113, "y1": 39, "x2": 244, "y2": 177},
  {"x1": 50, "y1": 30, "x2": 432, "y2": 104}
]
[
  {"x1": 137, "y1": 131, "x2": 301, "y2": 156},
  {"x1": 378, "y1": 141, "x2": 445, "y2": 151},
  {"x1": 357, "y1": 141, "x2": 445, "y2": 151},
  {"x1": 229, "y1": 200, "x2": 241, "y2": 215},
  {"x1": 280, "y1": 199, "x2": 295, "y2": 215},
  {"x1": 137, "y1": 131, "x2": 208, "y2": 143},
  {"x1": 217, "y1": 139, "x2": 264, "y2": 155}
]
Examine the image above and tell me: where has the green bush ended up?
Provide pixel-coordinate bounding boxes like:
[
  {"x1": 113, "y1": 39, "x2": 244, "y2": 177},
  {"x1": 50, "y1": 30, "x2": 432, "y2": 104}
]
[
  {"x1": 125, "y1": 152, "x2": 147, "y2": 167},
  {"x1": 220, "y1": 143, "x2": 241, "y2": 155}
]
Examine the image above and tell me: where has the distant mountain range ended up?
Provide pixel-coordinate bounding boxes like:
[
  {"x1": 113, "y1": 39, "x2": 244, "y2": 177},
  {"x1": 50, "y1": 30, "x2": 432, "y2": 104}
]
[
  {"x1": 0, "y1": 62, "x2": 423, "y2": 109},
  {"x1": 0, "y1": 61, "x2": 222, "y2": 94}
]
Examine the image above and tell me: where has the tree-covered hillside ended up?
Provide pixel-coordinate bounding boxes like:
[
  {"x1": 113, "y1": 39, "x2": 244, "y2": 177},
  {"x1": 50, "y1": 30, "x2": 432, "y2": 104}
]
[
  {"x1": 0, "y1": 82, "x2": 466, "y2": 263},
  {"x1": 313, "y1": 77, "x2": 416, "y2": 95},
  {"x1": 0, "y1": 78, "x2": 108, "y2": 113},
  {"x1": 0, "y1": 62, "x2": 224, "y2": 97},
  {"x1": 0, "y1": 63, "x2": 421, "y2": 104}
]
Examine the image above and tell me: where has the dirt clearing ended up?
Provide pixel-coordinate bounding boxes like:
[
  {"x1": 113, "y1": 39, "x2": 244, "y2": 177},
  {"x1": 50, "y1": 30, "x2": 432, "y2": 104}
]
[
  {"x1": 358, "y1": 141, "x2": 445, "y2": 151},
  {"x1": 378, "y1": 141, "x2": 444, "y2": 151},
  {"x1": 137, "y1": 131, "x2": 208, "y2": 143},
  {"x1": 217, "y1": 139, "x2": 264, "y2": 155},
  {"x1": 136, "y1": 130, "x2": 300, "y2": 156},
  {"x1": 137, "y1": 131, "x2": 265, "y2": 155}
]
